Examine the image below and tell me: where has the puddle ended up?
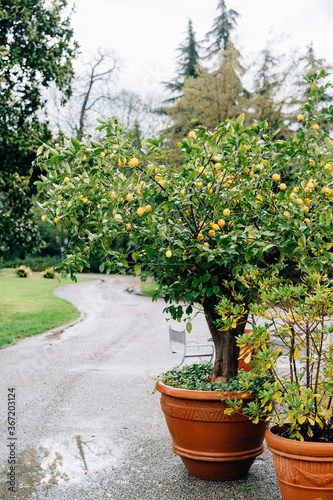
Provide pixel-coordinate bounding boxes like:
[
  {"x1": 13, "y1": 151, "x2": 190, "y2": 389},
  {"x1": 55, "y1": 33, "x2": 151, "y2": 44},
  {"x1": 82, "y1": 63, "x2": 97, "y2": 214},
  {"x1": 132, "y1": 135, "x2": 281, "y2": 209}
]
[{"x1": 0, "y1": 435, "x2": 120, "y2": 498}]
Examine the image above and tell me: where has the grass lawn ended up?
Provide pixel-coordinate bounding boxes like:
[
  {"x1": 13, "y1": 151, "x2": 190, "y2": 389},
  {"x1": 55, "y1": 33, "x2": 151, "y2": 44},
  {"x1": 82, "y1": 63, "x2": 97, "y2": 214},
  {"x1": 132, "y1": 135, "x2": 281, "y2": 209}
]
[{"x1": 0, "y1": 269, "x2": 89, "y2": 347}]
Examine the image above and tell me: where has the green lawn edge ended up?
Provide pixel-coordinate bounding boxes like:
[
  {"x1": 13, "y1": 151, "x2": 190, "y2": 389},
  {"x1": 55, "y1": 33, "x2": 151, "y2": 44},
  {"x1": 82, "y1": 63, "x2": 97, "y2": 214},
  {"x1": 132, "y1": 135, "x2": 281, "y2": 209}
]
[{"x1": 0, "y1": 269, "x2": 92, "y2": 347}]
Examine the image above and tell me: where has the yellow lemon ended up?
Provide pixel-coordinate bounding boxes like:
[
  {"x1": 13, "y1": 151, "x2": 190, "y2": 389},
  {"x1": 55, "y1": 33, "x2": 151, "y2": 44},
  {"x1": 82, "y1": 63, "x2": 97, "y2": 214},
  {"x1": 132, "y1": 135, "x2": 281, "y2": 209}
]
[
  {"x1": 293, "y1": 187, "x2": 299, "y2": 193},
  {"x1": 54, "y1": 217, "x2": 60, "y2": 223},
  {"x1": 272, "y1": 173, "x2": 280, "y2": 181},
  {"x1": 126, "y1": 193, "x2": 134, "y2": 202},
  {"x1": 82, "y1": 154, "x2": 87, "y2": 162},
  {"x1": 324, "y1": 163, "x2": 332, "y2": 171},
  {"x1": 312, "y1": 123, "x2": 319, "y2": 130},
  {"x1": 218, "y1": 219, "x2": 225, "y2": 227},
  {"x1": 279, "y1": 183, "x2": 287, "y2": 190},
  {"x1": 283, "y1": 211, "x2": 291, "y2": 218},
  {"x1": 213, "y1": 155, "x2": 221, "y2": 162},
  {"x1": 223, "y1": 208, "x2": 230, "y2": 216},
  {"x1": 110, "y1": 191, "x2": 116, "y2": 199},
  {"x1": 118, "y1": 158, "x2": 127, "y2": 166},
  {"x1": 197, "y1": 232, "x2": 204, "y2": 240},
  {"x1": 214, "y1": 163, "x2": 221, "y2": 170},
  {"x1": 297, "y1": 114, "x2": 305, "y2": 121},
  {"x1": 304, "y1": 218, "x2": 311, "y2": 224},
  {"x1": 249, "y1": 171, "x2": 255, "y2": 178},
  {"x1": 137, "y1": 207, "x2": 145, "y2": 216},
  {"x1": 212, "y1": 223, "x2": 219, "y2": 231},
  {"x1": 303, "y1": 206, "x2": 309, "y2": 213},
  {"x1": 307, "y1": 182, "x2": 315, "y2": 189},
  {"x1": 208, "y1": 229, "x2": 215, "y2": 237},
  {"x1": 305, "y1": 198, "x2": 311, "y2": 205},
  {"x1": 114, "y1": 214, "x2": 122, "y2": 221},
  {"x1": 129, "y1": 158, "x2": 139, "y2": 167},
  {"x1": 166, "y1": 250, "x2": 172, "y2": 258},
  {"x1": 248, "y1": 236, "x2": 255, "y2": 242},
  {"x1": 203, "y1": 242, "x2": 210, "y2": 248},
  {"x1": 126, "y1": 224, "x2": 132, "y2": 230},
  {"x1": 100, "y1": 152, "x2": 105, "y2": 157},
  {"x1": 145, "y1": 205, "x2": 152, "y2": 213},
  {"x1": 188, "y1": 131, "x2": 196, "y2": 140},
  {"x1": 244, "y1": 167, "x2": 250, "y2": 173},
  {"x1": 296, "y1": 198, "x2": 303, "y2": 205},
  {"x1": 41, "y1": 214, "x2": 47, "y2": 221},
  {"x1": 196, "y1": 181, "x2": 203, "y2": 188},
  {"x1": 64, "y1": 176, "x2": 70, "y2": 183}
]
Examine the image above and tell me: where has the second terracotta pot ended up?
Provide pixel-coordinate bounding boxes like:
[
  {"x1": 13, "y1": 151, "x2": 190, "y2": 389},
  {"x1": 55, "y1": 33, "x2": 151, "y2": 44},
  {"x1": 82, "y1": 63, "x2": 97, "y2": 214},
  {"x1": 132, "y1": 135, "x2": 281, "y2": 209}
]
[
  {"x1": 156, "y1": 380, "x2": 267, "y2": 481},
  {"x1": 266, "y1": 425, "x2": 333, "y2": 500}
]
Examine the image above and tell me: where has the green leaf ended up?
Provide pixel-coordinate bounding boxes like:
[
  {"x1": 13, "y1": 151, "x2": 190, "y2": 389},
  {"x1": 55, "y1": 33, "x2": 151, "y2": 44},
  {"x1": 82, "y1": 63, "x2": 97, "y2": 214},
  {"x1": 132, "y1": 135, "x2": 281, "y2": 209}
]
[
  {"x1": 325, "y1": 136, "x2": 333, "y2": 149},
  {"x1": 71, "y1": 137, "x2": 81, "y2": 149},
  {"x1": 186, "y1": 322, "x2": 192, "y2": 333},
  {"x1": 37, "y1": 145, "x2": 44, "y2": 156},
  {"x1": 199, "y1": 273, "x2": 210, "y2": 283},
  {"x1": 134, "y1": 265, "x2": 141, "y2": 275},
  {"x1": 141, "y1": 139, "x2": 146, "y2": 148},
  {"x1": 278, "y1": 190, "x2": 285, "y2": 201}
]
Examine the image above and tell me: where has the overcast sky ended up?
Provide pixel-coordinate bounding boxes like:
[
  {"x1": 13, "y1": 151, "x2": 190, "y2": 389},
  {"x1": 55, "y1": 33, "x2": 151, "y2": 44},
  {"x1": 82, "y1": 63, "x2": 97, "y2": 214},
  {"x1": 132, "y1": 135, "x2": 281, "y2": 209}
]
[{"x1": 70, "y1": 0, "x2": 333, "y2": 98}]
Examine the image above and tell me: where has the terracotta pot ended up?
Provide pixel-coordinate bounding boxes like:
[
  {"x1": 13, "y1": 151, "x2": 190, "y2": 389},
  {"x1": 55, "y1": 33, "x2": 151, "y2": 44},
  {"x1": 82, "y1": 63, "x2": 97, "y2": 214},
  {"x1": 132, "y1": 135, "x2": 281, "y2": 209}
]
[
  {"x1": 156, "y1": 380, "x2": 267, "y2": 480},
  {"x1": 266, "y1": 425, "x2": 333, "y2": 500}
]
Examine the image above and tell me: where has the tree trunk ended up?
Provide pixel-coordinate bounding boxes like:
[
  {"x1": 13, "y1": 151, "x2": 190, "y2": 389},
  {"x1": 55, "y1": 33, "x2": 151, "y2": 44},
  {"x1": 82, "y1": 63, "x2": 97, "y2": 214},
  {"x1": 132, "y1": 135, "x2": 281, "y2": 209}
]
[{"x1": 203, "y1": 298, "x2": 248, "y2": 383}]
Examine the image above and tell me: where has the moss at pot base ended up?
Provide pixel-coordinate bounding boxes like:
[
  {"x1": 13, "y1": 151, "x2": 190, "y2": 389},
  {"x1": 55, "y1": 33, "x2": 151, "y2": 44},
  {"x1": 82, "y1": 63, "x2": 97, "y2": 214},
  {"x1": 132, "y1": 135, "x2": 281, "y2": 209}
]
[{"x1": 266, "y1": 425, "x2": 333, "y2": 500}]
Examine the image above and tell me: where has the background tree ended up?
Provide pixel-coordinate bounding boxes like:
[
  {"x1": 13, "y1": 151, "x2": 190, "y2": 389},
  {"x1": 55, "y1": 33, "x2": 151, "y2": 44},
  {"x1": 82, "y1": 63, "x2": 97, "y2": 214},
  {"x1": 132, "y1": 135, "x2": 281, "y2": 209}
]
[
  {"x1": 164, "y1": 42, "x2": 247, "y2": 159},
  {"x1": 164, "y1": 18, "x2": 201, "y2": 101},
  {"x1": 0, "y1": 0, "x2": 78, "y2": 257},
  {"x1": 204, "y1": 0, "x2": 240, "y2": 57}
]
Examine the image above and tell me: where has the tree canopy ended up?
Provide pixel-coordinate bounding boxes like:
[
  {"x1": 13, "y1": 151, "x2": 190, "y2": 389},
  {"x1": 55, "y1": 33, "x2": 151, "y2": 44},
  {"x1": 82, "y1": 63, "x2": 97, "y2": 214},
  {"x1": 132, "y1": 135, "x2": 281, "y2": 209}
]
[{"x1": 0, "y1": 0, "x2": 79, "y2": 256}]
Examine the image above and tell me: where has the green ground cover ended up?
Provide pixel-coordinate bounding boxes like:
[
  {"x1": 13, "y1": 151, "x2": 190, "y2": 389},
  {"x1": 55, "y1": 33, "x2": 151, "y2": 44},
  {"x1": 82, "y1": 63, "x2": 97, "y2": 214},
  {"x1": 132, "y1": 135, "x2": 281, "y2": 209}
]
[
  {"x1": 140, "y1": 281, "x2": 158, "y2": 296},
  {"x1": 0, "y1": 269, "x2": 88, "y2": 347}
]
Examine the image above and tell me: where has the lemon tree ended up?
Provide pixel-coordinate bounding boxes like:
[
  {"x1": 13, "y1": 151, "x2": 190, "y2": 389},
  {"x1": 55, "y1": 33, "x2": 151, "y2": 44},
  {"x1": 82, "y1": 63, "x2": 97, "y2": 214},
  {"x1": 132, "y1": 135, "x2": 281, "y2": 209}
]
[{"x1": 35, "y1": 71, "x2": 333, "y2": 382}]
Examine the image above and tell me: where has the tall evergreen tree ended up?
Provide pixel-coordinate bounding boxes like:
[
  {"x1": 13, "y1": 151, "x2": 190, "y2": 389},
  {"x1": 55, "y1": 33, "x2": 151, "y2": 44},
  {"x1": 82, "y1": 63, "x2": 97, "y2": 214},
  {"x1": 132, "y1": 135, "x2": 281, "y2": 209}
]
[
  {"x1": 165, "y1": 42, "x2": 247, "y2": 161},
  {"x1": 0, "y1": 0, "x2": 79, "y2": 257},
  {"x1": 248, "y1": 47, "x2": 292, "y2": 138},
  {"x1": 165, "y1": 18, "x2": 200, "y2": 99},
  {"x1": 205, "y1": 0, "x2": 240, "y2": 57}
]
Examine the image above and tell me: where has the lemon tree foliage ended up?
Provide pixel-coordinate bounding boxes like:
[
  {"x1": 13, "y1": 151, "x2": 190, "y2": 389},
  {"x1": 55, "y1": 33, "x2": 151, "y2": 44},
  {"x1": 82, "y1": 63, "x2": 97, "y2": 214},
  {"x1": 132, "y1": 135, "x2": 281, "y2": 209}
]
[
  {"x1": 0, "y1": 0, "x2": 78, "y2": 255},
  {"x1": 35, "y1": 72, "x2": 333, "y2": 382}
]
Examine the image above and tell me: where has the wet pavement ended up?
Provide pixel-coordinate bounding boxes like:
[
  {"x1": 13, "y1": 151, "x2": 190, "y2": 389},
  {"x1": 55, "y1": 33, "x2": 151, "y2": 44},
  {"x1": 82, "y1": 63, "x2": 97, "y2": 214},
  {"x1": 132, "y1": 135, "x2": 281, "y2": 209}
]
[{"x1": 0, "y1": 275, "x2": 281, "y2": 500}]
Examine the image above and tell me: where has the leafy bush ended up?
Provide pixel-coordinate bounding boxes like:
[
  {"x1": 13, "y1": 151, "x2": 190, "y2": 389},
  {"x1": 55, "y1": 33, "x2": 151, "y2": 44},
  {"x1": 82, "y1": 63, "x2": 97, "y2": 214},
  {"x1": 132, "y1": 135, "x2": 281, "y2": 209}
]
[
  {"x1": 0, "y1": 255, "x2": 62, "y2": 272},
  {"x1": 42, "y1": 267, "x2": 56, "y2": 279},
  {"x1": 15, "y1": 265, "x2": 32, "y2": 278}
]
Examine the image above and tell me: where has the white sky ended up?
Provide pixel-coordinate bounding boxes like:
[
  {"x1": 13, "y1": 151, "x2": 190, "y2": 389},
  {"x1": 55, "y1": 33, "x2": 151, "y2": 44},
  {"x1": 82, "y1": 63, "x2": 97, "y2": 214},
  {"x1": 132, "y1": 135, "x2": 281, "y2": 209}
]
[{"x1": 70, "y1": 0, "x2": 333, "y2": 99}]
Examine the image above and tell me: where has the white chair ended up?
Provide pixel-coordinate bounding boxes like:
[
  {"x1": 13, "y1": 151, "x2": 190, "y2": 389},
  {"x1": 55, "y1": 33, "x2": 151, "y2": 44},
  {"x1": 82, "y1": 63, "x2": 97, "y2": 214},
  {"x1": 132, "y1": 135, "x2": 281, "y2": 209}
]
[{"x1": 169, "y1": 326, "x2": 214, "y2": 367}]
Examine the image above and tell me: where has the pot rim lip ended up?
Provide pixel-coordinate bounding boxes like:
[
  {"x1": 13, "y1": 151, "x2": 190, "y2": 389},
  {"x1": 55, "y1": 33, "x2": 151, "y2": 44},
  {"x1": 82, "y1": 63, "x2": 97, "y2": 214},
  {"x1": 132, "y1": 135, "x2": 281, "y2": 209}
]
[
  {"x1": 155, "y1": 380, "x2": 253, "y2": 401},
  {"x1": 266, "y1": 424, "x2": 333, "y2": 452}
]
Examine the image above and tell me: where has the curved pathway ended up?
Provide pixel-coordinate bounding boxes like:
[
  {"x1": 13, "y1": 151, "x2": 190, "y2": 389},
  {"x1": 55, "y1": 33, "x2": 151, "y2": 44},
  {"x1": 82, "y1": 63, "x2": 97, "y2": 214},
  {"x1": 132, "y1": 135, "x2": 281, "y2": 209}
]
[{"x1": 0, "y1": 275, "x2": 280, "y2": 499}]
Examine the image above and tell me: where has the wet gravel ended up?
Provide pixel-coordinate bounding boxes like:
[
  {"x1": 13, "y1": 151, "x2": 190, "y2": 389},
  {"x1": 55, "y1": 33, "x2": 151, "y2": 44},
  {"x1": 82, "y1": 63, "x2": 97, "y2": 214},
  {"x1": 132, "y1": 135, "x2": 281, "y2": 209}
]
[{"x1": 0, "y1": 275, "x2": 281, "y2": 500}]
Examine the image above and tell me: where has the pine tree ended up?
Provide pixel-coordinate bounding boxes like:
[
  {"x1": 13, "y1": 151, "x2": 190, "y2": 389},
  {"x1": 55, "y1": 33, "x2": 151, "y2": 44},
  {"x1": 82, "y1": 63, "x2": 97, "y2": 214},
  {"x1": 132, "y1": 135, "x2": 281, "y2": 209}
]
[
  {"x1": 205, "y1": 0, "x2": 240, "y2": 57},
  {"x1": 165, "y1": 42, "x2": 247, "y2": 160},
  {"x1": 165, "y1": 19, "x2": 200, "y2": 99},
  {"x1": 248, "y1": 47, "x2": 292, "y2": 138}
]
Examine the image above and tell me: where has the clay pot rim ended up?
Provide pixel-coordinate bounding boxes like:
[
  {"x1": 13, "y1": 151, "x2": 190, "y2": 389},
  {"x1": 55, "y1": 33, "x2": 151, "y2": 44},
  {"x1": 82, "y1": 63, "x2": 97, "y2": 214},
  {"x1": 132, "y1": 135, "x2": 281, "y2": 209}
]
[
  {"x1": 156, "y1": 380, "x2": 253, "y2": 401},
  {"x1": 266, "y1": 424, "x2": 333, "y2": 456}
]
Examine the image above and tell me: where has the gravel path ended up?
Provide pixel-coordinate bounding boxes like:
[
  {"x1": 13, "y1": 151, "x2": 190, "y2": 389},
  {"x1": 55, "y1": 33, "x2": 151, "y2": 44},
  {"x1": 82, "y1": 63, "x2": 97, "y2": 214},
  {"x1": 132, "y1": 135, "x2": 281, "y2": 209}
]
[{"x1": 0, "y1": 275, "x2": 281, "y2": 499}]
